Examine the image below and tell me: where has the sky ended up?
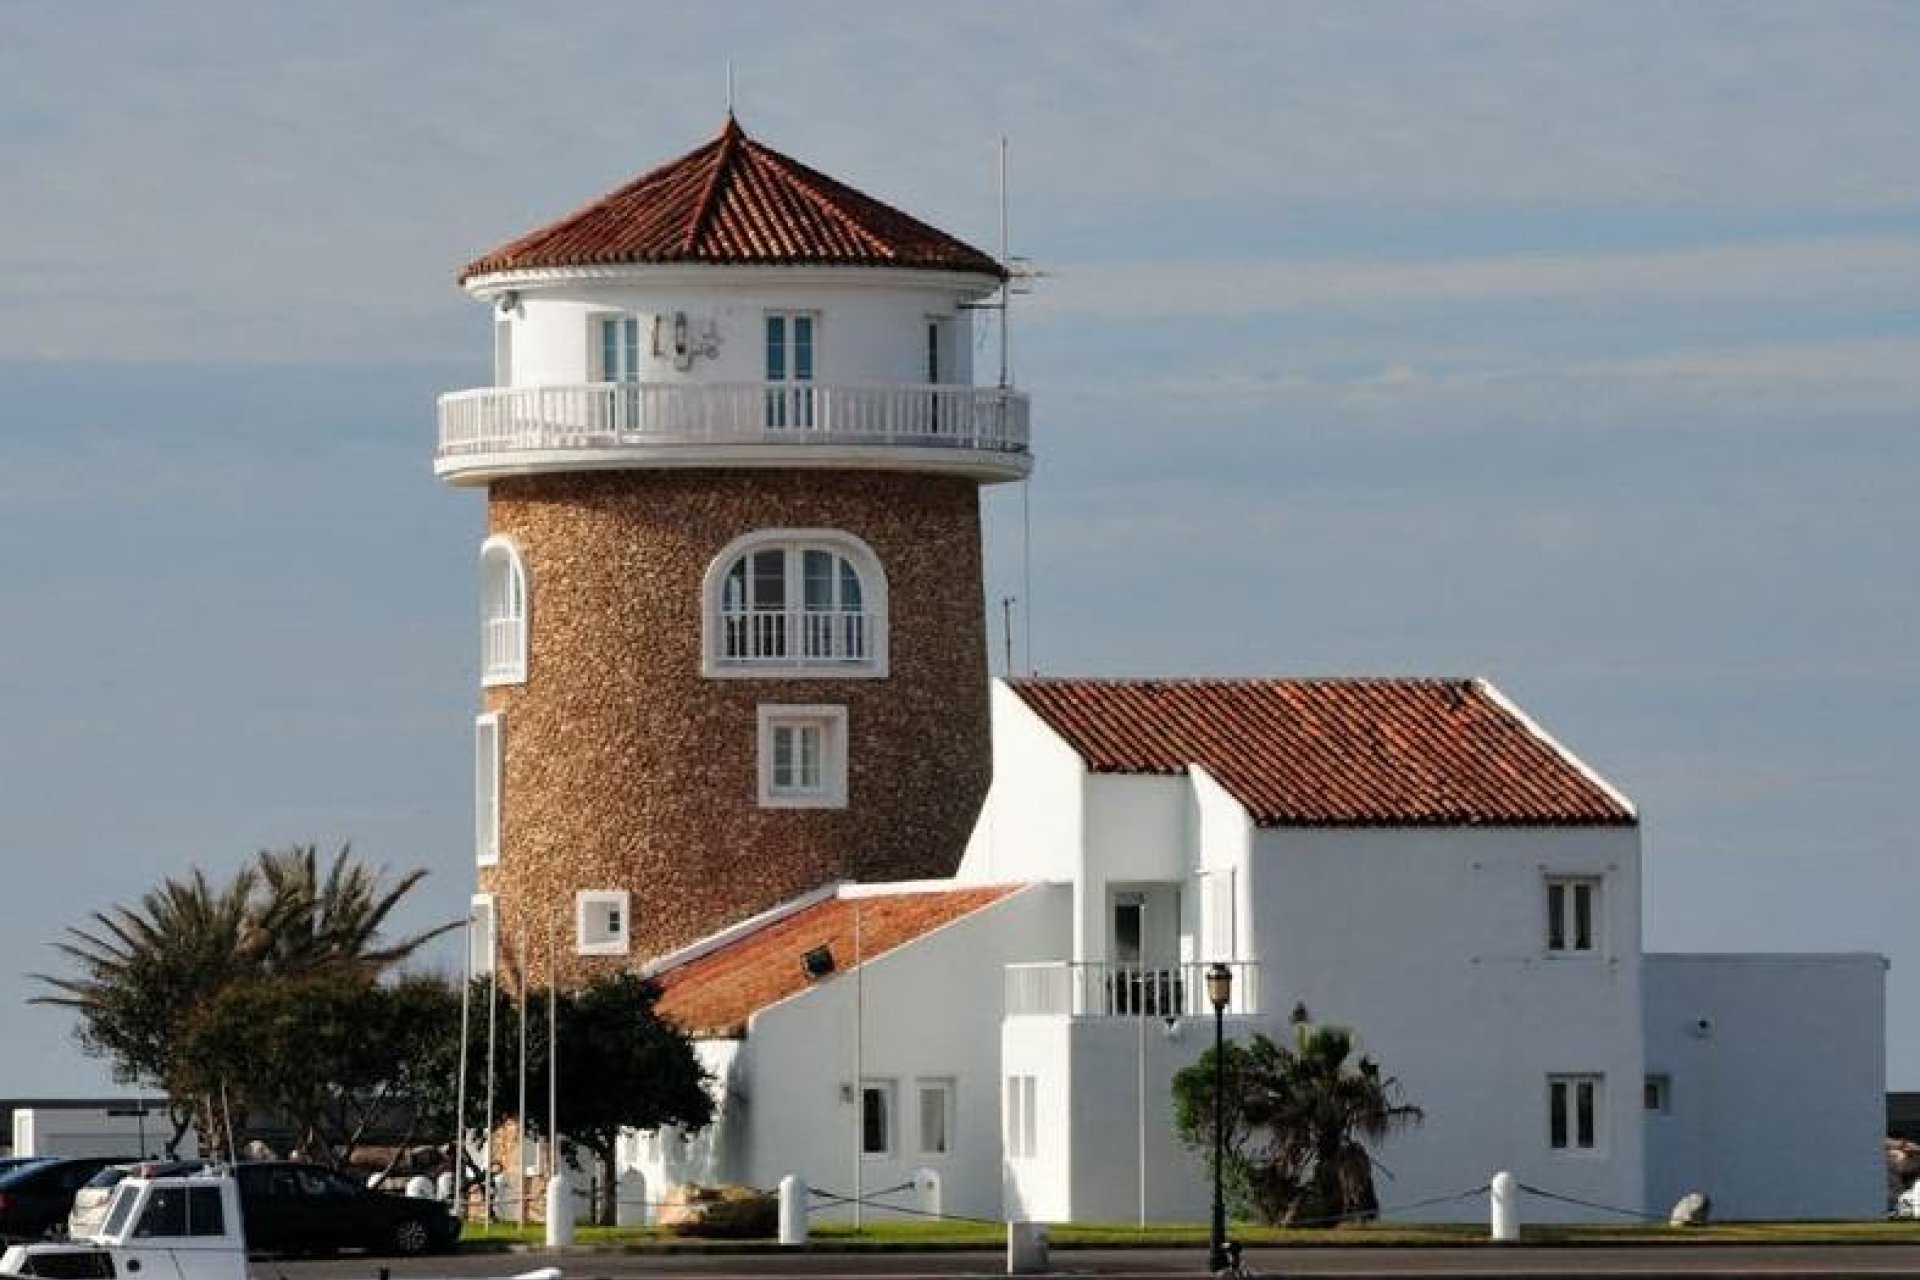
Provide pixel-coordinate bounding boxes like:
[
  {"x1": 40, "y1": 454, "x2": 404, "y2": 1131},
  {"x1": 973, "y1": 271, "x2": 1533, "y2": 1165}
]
[{"x1": 2, "y1": 1, "x2": 1918, "y2": 1097}]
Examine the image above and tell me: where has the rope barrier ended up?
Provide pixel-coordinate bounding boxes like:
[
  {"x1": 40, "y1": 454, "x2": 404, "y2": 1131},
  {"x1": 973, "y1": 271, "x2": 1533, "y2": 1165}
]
[{"x1": 1514, "y1": 1181, "x2": 1665, "y2": 1222}]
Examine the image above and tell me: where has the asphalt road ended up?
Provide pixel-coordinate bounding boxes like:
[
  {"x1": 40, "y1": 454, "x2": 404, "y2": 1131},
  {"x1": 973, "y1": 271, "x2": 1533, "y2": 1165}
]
[{"x1": 255, "y1": 1244, "x2": 1920, "y2": 1280}]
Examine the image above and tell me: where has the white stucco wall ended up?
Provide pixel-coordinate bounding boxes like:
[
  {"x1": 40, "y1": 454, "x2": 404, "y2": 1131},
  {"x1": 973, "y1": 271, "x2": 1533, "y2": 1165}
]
[
  {"x1": 1248, "y1": 824, "x2": 1645, "y2": 1221},
  {"x1": 496, "y1": 269, "x2": 989, "y2": 390},
  {"x1": 716, "y1": 884, "x2": 1068, "y2": 1221},
  {"x1": 958, "y1": 683, "x2": 1087, "y2": 887},
  {"x1": 1643, "y1": 952, "x2": 1887, "y2": 1220}
]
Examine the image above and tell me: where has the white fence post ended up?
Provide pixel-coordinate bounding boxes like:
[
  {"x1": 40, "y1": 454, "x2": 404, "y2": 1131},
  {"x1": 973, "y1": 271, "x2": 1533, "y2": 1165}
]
[
  {"x1": 913, "y1": 1167, "x2": 942, "y2": 1219},
  {"x1": 545, "y1": 1167, "x2": 574, "y2": 1247},
  {"x1": 1490, "y1": 1170, "x2": 1519, "y2": 1242},
  {"x1": 779, "y1": 1174, "x2": 809, "y2": 1246},
  {"x1": 616, "y1": 1167, "x2": 648, "y2": 1227},
  {"x1": 1007, "y1": 1220, "x2": 1049, "y2": 1274}
]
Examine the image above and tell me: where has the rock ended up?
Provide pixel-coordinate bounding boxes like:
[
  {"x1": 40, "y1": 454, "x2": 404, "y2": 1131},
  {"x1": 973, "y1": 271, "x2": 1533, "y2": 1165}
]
[
  {"x1": 656, "y1": 1183, "x2": 778, "y2": 1239},
  {"x1": 1669, "y1": 1191, "x2": 1712, "y2": 1227}
]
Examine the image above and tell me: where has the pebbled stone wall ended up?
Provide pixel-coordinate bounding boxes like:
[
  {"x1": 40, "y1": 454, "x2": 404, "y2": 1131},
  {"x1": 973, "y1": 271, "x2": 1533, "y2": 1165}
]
[{"x1": 475, "y1": 468, "x2": 992, "y2": 986}]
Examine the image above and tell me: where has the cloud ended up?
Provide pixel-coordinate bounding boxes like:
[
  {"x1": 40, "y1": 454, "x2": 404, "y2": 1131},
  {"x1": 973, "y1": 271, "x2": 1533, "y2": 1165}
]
[{"x1": 1034, "y1": 235, "x2": 1920, "y2": 322}]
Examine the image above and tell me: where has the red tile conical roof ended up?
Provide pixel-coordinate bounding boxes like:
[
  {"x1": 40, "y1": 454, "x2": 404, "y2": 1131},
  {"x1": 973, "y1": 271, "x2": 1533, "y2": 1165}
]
[{"x1": 460, "y1": 116, "x2": 1005, "y2": 283}]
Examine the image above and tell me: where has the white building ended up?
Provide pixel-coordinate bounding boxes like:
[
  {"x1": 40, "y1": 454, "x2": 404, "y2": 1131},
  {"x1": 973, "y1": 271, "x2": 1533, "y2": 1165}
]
[
  {"x1": 433, "y1": 120, "x2": 1885, "y2": 1225},
  {"x1": 632, "y1": 677, "x2": 1885, "y2": 1223}
]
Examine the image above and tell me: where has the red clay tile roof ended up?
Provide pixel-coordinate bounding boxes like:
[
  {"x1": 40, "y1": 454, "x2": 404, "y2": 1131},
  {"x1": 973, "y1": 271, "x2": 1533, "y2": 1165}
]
[
  {"x1": 652, "y1": 885, "x2": 1019, "y2": 1037},
  {"x1": 1009, "y1": 677, "x2": 1635, "y2": 828},
  {"x1": 461, "y1": 117, "x2": 1004, "y2": 283}
]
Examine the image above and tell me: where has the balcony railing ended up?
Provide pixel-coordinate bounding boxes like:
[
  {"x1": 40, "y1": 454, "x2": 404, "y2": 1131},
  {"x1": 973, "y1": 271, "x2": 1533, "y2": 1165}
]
[
  {"x1": 1004, "y1": 961, "x2": 1259, "y2": 1019},
  {"x1": 437, "y1": 382, "x2": 1030, "y2": 463},
  {"x1": 721, "y1": 607, "x2": 871, "y2": 666},
  {"x1": 481, "y1": 615, "x2": 524, "y2": 681}
]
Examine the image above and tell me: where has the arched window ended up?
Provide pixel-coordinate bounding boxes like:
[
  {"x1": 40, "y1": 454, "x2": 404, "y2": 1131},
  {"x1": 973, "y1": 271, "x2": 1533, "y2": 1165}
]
[
  {"x1": 480, "y1": 537, "x2": 528, "y2": 685},
  {"x1": 703, "y1": 531, "x2": 887, "y2": 677}
]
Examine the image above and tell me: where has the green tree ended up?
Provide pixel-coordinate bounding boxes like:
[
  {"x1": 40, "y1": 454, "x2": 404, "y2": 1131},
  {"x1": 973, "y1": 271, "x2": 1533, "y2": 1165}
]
[
  {"x1": 33, "y1": 845, "x2": 455, "y2": 1154},
  {"x1": 179, "y1": 972, "x2": 463, "y2": 1168},
  {"x1": 491, "y1": 972, "x2": 714, "y2": 1225},
  {"x1": 1173, "y1": 1011, "x2": 1422, "y2": 1226}
]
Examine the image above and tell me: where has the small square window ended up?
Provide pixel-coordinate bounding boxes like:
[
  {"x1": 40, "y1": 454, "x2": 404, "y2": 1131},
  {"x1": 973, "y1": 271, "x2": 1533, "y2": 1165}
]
[
  {"x1": 757, "y1": 705, "x2": 848, "y2": 808},
  {"x1": 475, "y1": 714, "x2": 502, "y2": 866},
  {"x1": 1644, "y1": 1074, "x2": 1672, "y2": 1114},
  {"x1": 1546, "y1": 876, "x2": 1601, "y2": 953},
  {"x1": 917, "y1": 1078, "x2": 955, "y2": 1156},
  {"x1": 1548, "y1": 1074, "x2": 1604, "y2": 1152},
  {"x1": 860, "y1": 1079, "x2": 896, "y2": 1157},
  {"x1": 577, "y1": 890, "x2": 631, "y2": 956}
]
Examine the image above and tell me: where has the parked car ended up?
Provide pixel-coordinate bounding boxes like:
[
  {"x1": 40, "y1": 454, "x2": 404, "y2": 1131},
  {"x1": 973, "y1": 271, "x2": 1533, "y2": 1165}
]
[
  {"x1": 0, "y1": 1159, "x2": 51, "y2": 1176},
  {"x1": 0, "y1": 1157, "x2": 133, "y2": 1240},
  {"x1": 231, "y1": 1161, "x2": 459, "y2": 1256},
  {"x1": 68, "y1": 1159, "x2": 211, "y2": 1239}
]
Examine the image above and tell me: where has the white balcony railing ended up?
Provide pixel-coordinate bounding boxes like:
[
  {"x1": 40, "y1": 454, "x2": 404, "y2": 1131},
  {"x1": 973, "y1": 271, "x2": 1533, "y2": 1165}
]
[
  {"x1": 437, "y1": 382, "x2": 1030, "y2": 462},
  {"x1": 481, "y1": 615, "x2": 524, "y2": 681},
  {"x1": 721, "y1": 607, "x2": 870, "y2": 666},
  {"x1": 1004, "y1": 961, "x2": 1259, "y2": 1019}
]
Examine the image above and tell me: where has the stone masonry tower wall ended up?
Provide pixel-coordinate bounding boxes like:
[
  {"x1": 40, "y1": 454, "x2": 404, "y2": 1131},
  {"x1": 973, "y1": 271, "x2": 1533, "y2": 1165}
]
[
  {"x1": 437, "y1": 119, "x2": 1031, "y2": 985},
  {"x1": 481, "y1": 469, "x2": 991, "y2": 980}
]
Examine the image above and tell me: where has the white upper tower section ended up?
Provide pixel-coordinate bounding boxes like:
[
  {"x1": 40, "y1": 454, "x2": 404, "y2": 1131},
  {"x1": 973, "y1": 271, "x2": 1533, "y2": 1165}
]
[{"x1": 436, "y1": 117, "x2": 1030, "y2": 486}]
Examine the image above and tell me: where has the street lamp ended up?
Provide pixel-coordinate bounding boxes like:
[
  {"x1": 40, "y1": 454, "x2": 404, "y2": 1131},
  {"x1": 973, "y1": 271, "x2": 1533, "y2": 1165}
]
[{"x1": 1206, "y1": 962, "x2": 1233, "y2": 1273}]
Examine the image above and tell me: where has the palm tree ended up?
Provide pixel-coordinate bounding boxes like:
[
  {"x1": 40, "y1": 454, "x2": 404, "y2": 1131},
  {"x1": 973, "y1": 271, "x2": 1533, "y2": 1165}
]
[
  {"x1": 250, "y1": 845, "x2": 458, "y2": 978},
  {"x1": 1257, "y1": 1016, "x2": 1423, "y2": 1225},
  {"x1": 33, "y1": 846, "x2": 458, "y2": 1154}
]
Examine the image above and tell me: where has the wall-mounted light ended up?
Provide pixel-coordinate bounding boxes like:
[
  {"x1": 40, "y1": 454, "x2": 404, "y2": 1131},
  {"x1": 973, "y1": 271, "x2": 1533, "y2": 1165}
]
[
  {"x1": 496, "y1": 290, "x2": 520, "y2": 315},
  {"x1": 802, "y1": 945, "x2": 835, "y2": 979}
]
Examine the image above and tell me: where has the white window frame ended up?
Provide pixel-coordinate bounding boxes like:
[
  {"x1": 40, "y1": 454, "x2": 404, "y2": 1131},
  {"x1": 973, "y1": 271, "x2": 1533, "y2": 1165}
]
[
  {"x1": 480, "y1": 536, "x2": 529, "y2": 687},
  {"x1": 915, "y1": 1077, "x2": 955, "y2": 1157},
  {"x1": 757, "y1": 705, "x2": 848, "y2": 809},
  {"x1": 475, "y1": 713, "x2": 502, "y2": 867},
  {"x1": 764, "y1": 311, "x2": 817, "y2": 428},
  {"x1": 593, "y1": 312, "x2": 643, "y2": 382},
  {"x1": 702, "y1": 529, "x2": 888, "y2": 678},
  {"x1": 469, "y1": 894, "x2": 497, "y2": 978},
  {"x1": 860, "y1": 1078, "x2": 896, "y2": 1158},
  {"x1": 493, "y1": 317, "x2": 513, "y2": 388},
  {"x1": 1545, "y1": 875, "x2": 1603, "y2": 955},
  {"x1": 1548, "y1": 1073, "x2": 1605, "y2": 1154},
  {"x1": 1005, "y1": 1074, "x2": 1038, "y2": 1161},
  {"x1": 576, "y1": 890, "x2": 631, "y2": 956}
]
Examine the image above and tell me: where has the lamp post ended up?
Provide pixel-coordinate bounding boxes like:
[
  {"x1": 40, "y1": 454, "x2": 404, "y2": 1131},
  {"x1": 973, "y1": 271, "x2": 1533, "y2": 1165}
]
[{"x1": 1205, "y1": 962, "x2": 1233, "y2": 1273}]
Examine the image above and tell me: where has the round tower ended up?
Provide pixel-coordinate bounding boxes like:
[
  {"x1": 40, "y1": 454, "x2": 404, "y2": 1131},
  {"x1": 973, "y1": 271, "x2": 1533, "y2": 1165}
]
[{"x1": 438, "y1": 118, "x2": 1030, "y2": 982}]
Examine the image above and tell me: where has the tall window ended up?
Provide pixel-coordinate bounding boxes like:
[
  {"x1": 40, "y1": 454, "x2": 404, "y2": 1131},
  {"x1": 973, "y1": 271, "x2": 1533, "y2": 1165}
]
[
  {"x1": 475, "y1": 714, "x2": 501, "y2": 866},
  {"x1": 704, "y1": 531, "x2": 887, "y2": 677},
  {"x1": 765, "y1": 312, "x2": 815, "y2": 428},
  {"x1": 597, "y1": 315, "x2": 641, "y2": 382},
  {"x1": 1005, "y1": 1075, "x2": 1038, "y2": 1160},
  {"x1": 1548, "y1": 1074, "x2": 1603, "y2": 1152},
  {"x1": 480, "y1": 538, "x2": 528, "y2": 686},
  {"x1": 861, "y1": 1079, "x2": 896, "y2": 1157},
  {"x1": 469, "y1": 895, "x2": 497, "y2": 978},
  {"x1": 1546, "y1": 876, "x2": 1601, "y2": 953},
  {"x1": 917, "y1": 1078, "x2": 955, "y2": 1156}
]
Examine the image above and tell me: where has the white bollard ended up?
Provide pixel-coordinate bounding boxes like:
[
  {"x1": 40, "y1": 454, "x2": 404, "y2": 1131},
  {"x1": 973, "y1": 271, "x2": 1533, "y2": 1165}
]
[
  {"x1": 779, "y1": 1174, "x2": 808, "y2": 1246},
  {"x1": 1490, "y1": 1170, "x2": 1519, "y2": 1243},
  {"x1": 913, "y1": 1167, "x2": 942, "y2": 1220},
  {"x1": 615, "y1": 1167, "x2": 649, "y2": 1228},
  {"x1": 545, "y1": 1167, "x2": 574, "y2": 1247},
  {"x1": 1007, "y1": 1220, "x2": 1049, "y2": 1274}
]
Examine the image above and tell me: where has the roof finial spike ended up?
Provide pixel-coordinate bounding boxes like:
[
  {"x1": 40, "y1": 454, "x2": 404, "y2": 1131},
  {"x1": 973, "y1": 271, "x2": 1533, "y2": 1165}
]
[{"x1": 725, "y1": 59, "x2": 735, "y2": 118}]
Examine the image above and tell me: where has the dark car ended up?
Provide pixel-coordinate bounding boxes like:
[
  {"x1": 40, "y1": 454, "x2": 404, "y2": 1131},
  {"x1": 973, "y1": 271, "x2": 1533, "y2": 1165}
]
[
  {"x1": 0, "y1": 1156, "x2": 134, "y2": 1240},
  {"x1": 232, "y1": 1161, "x2": 459, "y2": 1256}
]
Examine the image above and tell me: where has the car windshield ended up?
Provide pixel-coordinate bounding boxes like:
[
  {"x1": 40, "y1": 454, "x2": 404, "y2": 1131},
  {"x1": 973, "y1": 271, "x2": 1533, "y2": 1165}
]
[{"x1": 84, "y1": 1167, "x2": 131, "y2": 1190}]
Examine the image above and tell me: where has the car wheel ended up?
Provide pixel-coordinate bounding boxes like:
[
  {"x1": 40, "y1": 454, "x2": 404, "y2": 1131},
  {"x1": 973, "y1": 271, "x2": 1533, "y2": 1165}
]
[{"x1": 391, "y1": 1215, "x2": 432, "y2": 1256}]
